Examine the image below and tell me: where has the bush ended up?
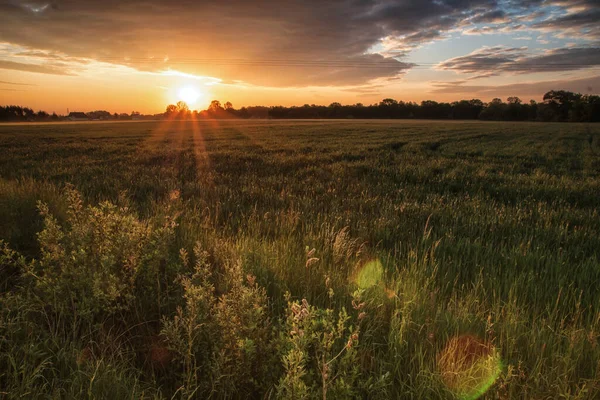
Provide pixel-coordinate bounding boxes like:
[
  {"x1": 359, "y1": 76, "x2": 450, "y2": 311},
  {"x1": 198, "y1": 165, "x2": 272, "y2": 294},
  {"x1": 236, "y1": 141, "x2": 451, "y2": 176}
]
[
  {"x1": 26, "y1": 185, "x2": 177, "y2": 322},
  {"x1": 161, "y1": 244, "x2": 277, "y2": 398},
  {"x1": 277, "y1": 289, "x2": 389, "y2": 399}
]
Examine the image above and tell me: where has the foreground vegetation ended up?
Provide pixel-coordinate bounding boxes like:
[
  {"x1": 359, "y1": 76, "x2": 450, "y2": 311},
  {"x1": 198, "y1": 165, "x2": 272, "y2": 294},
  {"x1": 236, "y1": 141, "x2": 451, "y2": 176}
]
[{"x1": 0, "y1": 120, "x2": 599, "y2": 399}]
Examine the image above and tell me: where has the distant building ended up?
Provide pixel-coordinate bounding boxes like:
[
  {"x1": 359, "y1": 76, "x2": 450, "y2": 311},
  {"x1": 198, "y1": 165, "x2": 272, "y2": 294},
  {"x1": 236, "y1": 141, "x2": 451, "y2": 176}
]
[{"x1": 68, "y1": 112, "x2": 89, "y2": 121}]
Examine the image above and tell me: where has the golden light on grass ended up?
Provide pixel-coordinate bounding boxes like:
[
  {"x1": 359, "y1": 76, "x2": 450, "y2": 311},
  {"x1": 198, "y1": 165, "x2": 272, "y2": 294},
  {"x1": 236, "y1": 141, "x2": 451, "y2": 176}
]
[{"x1": 437, "y1": 335, "x2": 502, "y2": 400}]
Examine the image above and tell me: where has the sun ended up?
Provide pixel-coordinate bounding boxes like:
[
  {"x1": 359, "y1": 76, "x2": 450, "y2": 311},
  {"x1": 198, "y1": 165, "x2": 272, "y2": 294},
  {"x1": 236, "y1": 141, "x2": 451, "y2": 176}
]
[{"x1": 178, "y1": 86, "x2": 202, "y2": 106}]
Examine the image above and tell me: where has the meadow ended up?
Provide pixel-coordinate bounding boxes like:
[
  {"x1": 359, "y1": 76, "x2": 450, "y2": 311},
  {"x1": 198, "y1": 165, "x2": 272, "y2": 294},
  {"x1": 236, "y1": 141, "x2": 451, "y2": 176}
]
[{"x1": 0, "y1": 119, "x2": 599, "y2": 399}]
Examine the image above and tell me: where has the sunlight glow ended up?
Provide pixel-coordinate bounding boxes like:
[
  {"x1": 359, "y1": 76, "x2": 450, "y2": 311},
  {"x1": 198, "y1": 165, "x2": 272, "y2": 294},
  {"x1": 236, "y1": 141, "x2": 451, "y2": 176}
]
[
  {"x1": 160, "y1": 70, "x2": 221, "y2": 85},
  {"x1": 178, "y1": 86, "x2": 202, "y2": 106}
]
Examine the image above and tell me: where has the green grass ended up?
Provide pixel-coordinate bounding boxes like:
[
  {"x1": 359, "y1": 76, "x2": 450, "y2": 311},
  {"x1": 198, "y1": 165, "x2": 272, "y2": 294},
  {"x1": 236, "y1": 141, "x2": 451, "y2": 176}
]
[{"x1": 0, "y1": 119, "x2": 599, "y2": 399}]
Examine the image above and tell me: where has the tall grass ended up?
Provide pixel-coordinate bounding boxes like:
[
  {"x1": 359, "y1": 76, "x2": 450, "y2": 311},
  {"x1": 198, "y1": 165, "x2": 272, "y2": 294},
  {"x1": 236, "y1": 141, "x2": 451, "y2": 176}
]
[{"x1": 0, "y1": 120, "x2": 599, "y2": 398}]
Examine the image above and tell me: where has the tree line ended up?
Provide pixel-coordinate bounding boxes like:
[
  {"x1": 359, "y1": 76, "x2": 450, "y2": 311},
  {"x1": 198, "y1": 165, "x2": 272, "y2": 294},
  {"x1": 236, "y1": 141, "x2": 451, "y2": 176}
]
[
  {"x1": 0, "y1": 107, "x2": 154, "y2": 122},
  {"x1": 2, "y1": 90, "x2": 599, "y2": 122},
  {"x1": 159, "y1": 90, "x2": 600, "y2": 123}
]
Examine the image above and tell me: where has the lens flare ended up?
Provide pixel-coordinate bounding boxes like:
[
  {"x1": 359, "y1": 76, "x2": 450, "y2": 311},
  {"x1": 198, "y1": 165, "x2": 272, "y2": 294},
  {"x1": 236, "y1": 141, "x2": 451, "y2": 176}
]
[
  {"x1": 354, "y1": 259, "x2": 384, "y2": 289},
  {"x1": 437, "y1": 335, "x2": 502, "y2": 400}
]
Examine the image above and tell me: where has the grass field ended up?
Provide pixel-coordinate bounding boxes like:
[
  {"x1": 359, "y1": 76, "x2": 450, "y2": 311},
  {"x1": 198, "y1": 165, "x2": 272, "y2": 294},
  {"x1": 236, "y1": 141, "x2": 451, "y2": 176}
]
[{"x1": 1, "y1": 120, "x2": 599, "y2": 399}]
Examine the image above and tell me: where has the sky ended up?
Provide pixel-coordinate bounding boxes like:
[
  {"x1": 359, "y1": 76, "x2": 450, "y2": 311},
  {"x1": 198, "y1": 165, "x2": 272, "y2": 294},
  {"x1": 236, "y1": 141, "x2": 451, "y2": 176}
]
[{"x1": 0, "y1": 0, "x2": 599, "y2": 114}]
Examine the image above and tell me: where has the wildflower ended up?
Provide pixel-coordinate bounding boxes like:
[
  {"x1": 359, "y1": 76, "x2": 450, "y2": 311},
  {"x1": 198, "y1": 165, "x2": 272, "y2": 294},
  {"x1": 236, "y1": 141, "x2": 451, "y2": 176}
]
[
  {"x1": 352, "y1": 299, "x2": 365, "y2": 310},
  {"x1": 306, "y1": 257, "x2": 319, "y2": 268},
  {"x1": 169, "y1": 189, "x2": 180, "y2": 201}
]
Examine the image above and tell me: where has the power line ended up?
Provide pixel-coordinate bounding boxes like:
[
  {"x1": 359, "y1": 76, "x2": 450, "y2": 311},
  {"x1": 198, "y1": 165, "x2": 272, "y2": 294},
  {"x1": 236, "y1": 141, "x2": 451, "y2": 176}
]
[
  {"x1": 78, "y1": 57, "x2": 600, "y2": 70},
  {"x1": 92, "y1": 57, "x2": 600, "y2": 66},
  {"x1": 10, "y1": 53, "x2": 600, "y2": 70}
]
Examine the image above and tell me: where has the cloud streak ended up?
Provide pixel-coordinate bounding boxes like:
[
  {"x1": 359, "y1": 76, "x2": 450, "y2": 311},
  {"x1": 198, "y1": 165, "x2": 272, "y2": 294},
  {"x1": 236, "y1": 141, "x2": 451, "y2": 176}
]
[
  {"x1": 438, "y1": 46, "x2": 600, "y2": 77},
  {"x1": 0, "y1": 59, "x2": 74, "y2": 75},
  {"x1": 0, "y1": 80, "x2": 36, "y2": 85}
]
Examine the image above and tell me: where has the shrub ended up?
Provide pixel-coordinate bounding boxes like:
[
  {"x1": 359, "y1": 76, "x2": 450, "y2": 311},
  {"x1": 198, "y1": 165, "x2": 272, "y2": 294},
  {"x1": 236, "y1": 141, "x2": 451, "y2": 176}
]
[
  {"x1": 25, "y1": 185, "x2": 177, "y2": 322},
  {"x1": 161, "y1": 243, "x2": 277, "y2": 398},
  {"x1": 276, "y1": 289, "x2": 387, "y2": 399}
]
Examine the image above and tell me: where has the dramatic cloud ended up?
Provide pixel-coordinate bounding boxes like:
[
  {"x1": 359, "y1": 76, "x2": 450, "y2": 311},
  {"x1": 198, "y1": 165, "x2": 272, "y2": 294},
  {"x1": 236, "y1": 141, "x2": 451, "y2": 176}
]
[
  {"x1": 532, "y1": 6, "x2": 600, "y2": 40},
  {"x1": 514, "y1": 47, "x2": 600, "y2": 71},
  {"x1": 438, "y1": 46, "x2": 600, "y2": 77},
  {"x1": 458, "y1": 0, "x2": 600, "y2": 40},
  {"x1": 0, "y1": 0, "x2": 503, "y2": 86},
  {"x1": 0, "y1": 0, "x2": 599, "y2": 89},
  {"x1": 437, "y1": 46, "x2": 529, "y2": 77}
]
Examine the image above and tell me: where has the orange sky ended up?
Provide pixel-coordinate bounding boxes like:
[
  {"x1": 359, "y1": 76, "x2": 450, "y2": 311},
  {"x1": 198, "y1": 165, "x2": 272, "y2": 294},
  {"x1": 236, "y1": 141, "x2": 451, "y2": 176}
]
[{"x1": 3, "y1": 62, "x2": 598, "y2": 115}]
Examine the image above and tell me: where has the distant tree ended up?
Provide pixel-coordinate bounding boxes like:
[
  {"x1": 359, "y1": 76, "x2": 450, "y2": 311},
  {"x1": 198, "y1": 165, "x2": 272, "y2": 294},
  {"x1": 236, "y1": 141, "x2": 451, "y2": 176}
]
[
  {"x1": 209, "y1": 100, "x2": 223, "y2": 113},
  {"x1": 164, "y1": 105, "x2": 176, "y2": 119},
  {"x1": 23, "y1": 107, "x2": 35, "y2": 120},
  {"x1": 505, "y1": 97, "x2": 527, "y2": 120},
  {"x1": 224, "y1": 101, "x2": 233, "y2": 110},
  {"x1": 583, "y1": 95, "x2": 600, "y2": 122},
  {"x1": 479, "y1": 98, "x2": 507, "y2": 120},
  {"x1": 237, "y1": 107, "x2": 250, "y2": 118},
  {"x1": 176, "y1": 101, "x2": 189, "y2": 114},
  {"x1": 419, "y1": 100, "x2": 451, "y2": 119},
  {"x1": 379, "y1": 98, "x2": 398, "y2": 107},
  {"x1": 543, "y1": 90, "x2": 581, "y2": 121},
  {"x1": 452, "y1": 99, "x2": 483, "y2": 119}
]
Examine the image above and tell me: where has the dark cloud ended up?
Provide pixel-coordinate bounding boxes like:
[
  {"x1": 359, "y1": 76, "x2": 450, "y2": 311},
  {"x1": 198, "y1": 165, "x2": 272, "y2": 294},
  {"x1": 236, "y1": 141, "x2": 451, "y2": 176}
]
[
  {"x1": 470, "y1": 9, "x2": 508, "y2": 23},
  {"x1": 437, "y1": 46, "x2": 529, "y2": 75},
  {"x1": 438, "y1": 46, "x2": 600, "y2": 76},
  {"x1": 0, "y1": 0, "x2": 598, "y2": 87},
  {"x1": 532, "y1": 6, "x2": 600, "y2": 40},
  {"x1": 0, "y1": 0, "x2": 499, "y2": 86},
  {"x1": 515, "y1": 47, "x2": 600, "y2": 71},
  {"x1": 458, "y1": 0, "x2": 600, "y2": 40}
]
